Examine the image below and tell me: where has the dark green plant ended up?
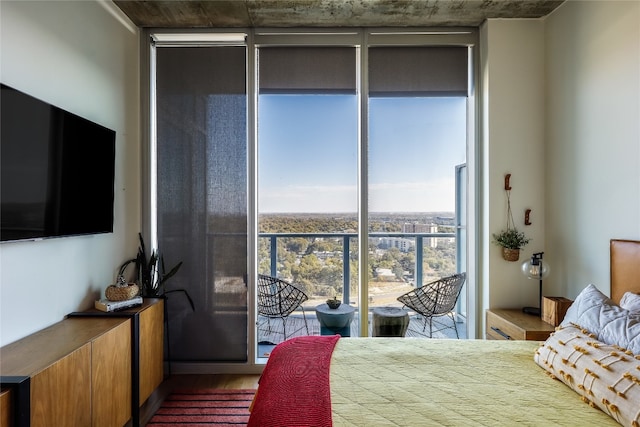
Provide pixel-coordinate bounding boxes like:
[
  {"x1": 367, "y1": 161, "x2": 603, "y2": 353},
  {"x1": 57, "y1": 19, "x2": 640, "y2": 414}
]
[
  {"x1": 492, "y1": 228, "x2": 531, "y2": 250},
  {"x1": 120, "y1": 233, "x2": 194, "y2": 311}
]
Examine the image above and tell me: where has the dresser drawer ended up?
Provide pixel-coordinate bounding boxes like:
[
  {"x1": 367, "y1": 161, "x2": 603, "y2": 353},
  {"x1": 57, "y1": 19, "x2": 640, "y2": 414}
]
[
  {"x1": 487, "y1": 310, "x2": 522, "y2": 340},
  {"x1": 486, "y1": 309, "x2": 555, "y2": 341}
]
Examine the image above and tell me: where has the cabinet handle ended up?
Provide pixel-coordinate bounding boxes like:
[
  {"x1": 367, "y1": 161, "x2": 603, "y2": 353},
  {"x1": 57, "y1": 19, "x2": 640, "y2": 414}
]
[{"x1": 491, "y1": 326, "x2": 512, "y2": 340}]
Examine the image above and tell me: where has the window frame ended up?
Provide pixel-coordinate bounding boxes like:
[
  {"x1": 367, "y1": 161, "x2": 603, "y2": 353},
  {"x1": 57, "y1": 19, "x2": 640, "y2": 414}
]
[{"x1": 142, "y1": 27, "x2": 480, "y2": 371}]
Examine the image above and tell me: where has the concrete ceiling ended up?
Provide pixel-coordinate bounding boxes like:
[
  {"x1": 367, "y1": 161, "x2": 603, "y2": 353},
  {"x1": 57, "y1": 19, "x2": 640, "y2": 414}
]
[{"x1": 113, "y1": 0, "x2": 565, "y2": 28}]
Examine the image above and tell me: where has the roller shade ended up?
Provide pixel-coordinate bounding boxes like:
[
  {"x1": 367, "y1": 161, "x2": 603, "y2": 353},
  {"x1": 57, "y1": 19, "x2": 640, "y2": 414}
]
[
  {"x1": 155, "y1": 45, "x2": 249, "y2": 362},
  {"x1": 369, "y1": 46, "x2": 468, "y2": 97},
  {"x1": 259, "y1": 46, "x2": 356, "y2": 94},
  {"x1": 157, "y1": 47, "x2": 246, "y2": 95}
]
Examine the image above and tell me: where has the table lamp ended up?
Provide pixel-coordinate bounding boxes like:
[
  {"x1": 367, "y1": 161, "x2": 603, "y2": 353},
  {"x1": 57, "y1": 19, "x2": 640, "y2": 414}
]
[{"x1": 521, "y1": 252, "x2": 550, "y2": 316}]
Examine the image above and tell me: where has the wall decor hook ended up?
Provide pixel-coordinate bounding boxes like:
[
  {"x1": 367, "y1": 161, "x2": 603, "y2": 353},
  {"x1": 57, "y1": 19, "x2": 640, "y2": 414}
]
[
  {"x1": 525, "y1": 209, "x2": 532, "y2": 226},
  {"x1": 504, "y1": 173, "x2": 512, "y2": 191}
]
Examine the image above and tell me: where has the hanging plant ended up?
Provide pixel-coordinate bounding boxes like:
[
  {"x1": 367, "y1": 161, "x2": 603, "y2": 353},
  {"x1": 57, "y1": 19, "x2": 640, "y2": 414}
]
[
  {"x1": 492, "y1": 175, "x2": 531, "y2": 261},
  {"x1": 493, "y1": 229, "x2": 531, "y2": 261}
]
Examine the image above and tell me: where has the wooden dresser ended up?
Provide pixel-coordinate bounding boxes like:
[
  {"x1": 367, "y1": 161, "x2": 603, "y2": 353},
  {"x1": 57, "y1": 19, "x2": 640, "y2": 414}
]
[
  {"x1": 486, "y1": 308, "x2": 556, "y2": 341},
  {"x1": 68, "y1": 298, "x2": 164, "y2": 426},
  {"x1": 1, "y1": 298, "x2": 164, "y2": 427},
  {"x1": 0, "y1": 317, "x2": 132, "y2": 427}
]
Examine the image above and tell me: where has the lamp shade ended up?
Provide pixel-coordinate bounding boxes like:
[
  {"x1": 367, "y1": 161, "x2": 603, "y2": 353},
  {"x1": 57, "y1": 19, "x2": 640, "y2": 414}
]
[{"x1": 521, "y1": 253, "x2": 550, "y2": 279}]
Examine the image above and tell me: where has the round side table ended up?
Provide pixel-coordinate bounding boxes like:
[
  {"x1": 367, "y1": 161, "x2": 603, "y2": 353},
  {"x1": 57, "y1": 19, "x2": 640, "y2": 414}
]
[
  {"x1": 372, "y1": 306, "x2": 409, "y2": 337},
  {"x1": 315, "y1": 303, "x2": 355, "y2": 337}
]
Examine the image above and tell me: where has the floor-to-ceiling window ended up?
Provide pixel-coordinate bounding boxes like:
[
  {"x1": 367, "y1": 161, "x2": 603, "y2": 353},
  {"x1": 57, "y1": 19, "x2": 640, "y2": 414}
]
[
  {"x1": 256, "y1": 43, "x2": 360, "y2": 349},
  {"x1": 367, "y1": 45, "x2": 469, "y2": 315},
  {"x1": 148, "y1": 29, "x2": 477, "y2": 370}
]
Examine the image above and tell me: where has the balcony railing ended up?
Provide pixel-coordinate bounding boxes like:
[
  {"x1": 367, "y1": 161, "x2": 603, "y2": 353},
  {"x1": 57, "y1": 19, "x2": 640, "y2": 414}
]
[{"x1": 259, "y1": 232, "x2": 457, "y2": 306}]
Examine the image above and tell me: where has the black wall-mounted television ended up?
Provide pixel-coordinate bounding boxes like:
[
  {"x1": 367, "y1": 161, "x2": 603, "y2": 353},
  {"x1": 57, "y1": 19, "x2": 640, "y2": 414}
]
[{"x1": 1, "y1": 83, "x2": 116, "y2": 242}]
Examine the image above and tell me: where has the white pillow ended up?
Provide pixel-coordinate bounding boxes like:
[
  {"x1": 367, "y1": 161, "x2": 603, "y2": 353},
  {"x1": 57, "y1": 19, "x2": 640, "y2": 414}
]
[
  {"x1": 620, "y1": 291, "x2": 640, "y2": 313},
  {"x1": 561, "y1": 284, "x2": 640, "y2": 354}
]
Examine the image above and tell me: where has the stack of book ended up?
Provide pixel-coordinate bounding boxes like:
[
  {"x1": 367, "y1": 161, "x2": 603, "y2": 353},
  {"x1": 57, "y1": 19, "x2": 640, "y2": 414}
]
[{"x1": 95, "y1": 296, "x2": 143, "y2": 312}]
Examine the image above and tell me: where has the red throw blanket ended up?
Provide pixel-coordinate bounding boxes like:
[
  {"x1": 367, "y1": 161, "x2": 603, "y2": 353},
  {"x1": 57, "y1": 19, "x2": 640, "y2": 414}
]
[{"x1": 248, "y1": 335, "x2": 340, "y2": 427}]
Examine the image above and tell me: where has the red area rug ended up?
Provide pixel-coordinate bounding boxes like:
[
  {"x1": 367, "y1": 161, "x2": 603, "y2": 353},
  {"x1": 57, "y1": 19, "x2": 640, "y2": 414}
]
[{"x1": 147, "y1": 389, "x2": 255, "y2": 426}]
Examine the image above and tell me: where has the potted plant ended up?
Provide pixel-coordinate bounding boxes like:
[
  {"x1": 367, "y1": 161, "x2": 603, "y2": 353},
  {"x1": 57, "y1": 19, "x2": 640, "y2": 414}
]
[
  {"x1": 492, "y1": 228, "x2": 531, "y2": 261},
  {"x1": 118, "y1": 233, "x2": 195, "y2": 374},
  {"x1": 119, "y1": 233, "x2": 195, "y2": 310}
]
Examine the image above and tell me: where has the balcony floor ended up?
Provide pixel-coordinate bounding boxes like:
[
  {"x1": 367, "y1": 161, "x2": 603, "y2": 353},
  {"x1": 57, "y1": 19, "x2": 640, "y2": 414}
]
[{"x1": 258, "y1": 309, "x2": 467, "y2": 349}]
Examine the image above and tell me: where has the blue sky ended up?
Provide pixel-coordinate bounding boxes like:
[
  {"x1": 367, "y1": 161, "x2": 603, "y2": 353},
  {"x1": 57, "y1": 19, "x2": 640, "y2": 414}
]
[{"x1": 258, "y1": 95, "x2": 466, "y2": 213}]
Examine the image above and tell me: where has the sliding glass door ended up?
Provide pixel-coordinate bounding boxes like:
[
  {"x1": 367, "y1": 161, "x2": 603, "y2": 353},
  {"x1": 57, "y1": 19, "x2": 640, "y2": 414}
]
[
  {"x1": 256, "y1": 45, "x2": 359, "y2": 349},
  {"x1": 255, "y1": 33, "x2": 474, "y2": 343}
]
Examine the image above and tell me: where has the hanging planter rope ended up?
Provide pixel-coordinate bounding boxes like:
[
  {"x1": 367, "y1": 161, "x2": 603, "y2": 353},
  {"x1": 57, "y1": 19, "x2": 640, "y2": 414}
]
[{"x1": 492, "y1": 174, "x2": 531, "y2": 262}]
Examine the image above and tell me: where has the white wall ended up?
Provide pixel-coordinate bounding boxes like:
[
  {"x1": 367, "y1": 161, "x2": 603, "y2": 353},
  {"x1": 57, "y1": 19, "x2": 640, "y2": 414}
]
[
  {"x1": 0, "y1": 1, "x2": 140, "y2": 346},
  {"x1": 544, "y1": 0, "x2": 640, "y2": 299},
  {"x1": 480, "y1": 19, "x2": 547, "y2": 311},
  {"x1": 480, "y1": 1, "x2": 640, "y2": 321}
]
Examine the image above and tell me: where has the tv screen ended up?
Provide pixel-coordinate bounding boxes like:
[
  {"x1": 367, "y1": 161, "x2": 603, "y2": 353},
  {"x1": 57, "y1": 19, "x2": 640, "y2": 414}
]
[{"x1": 1, "y1": 84, "x2": 116, "y2": 242}]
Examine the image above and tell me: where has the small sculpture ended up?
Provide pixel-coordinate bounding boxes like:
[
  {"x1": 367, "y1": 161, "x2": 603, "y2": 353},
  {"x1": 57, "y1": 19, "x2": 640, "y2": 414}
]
[{"x1": 326, "y1": 296, "x2": 341, "y2": 309}]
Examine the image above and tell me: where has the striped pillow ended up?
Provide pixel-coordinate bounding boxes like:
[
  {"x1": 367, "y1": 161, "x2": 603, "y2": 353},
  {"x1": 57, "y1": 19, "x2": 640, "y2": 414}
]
[{"x1": 535, "y1": 324, "x2": 640, "y2": 427}]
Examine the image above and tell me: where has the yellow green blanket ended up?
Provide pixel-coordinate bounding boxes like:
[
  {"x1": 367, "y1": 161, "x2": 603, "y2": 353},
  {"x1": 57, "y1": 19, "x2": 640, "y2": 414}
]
[{"x1": 330, "y1": 338, "x2": 618, "y2": 426}]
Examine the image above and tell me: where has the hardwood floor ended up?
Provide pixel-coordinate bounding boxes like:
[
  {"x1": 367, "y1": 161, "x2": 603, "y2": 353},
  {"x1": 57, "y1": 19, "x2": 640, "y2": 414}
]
[
  {"x1": 138, "y1": 374, "x2": 260, "y2": 426},
  {"x1": 161, "y1": 374, "x2": 261, "y2": 390}
]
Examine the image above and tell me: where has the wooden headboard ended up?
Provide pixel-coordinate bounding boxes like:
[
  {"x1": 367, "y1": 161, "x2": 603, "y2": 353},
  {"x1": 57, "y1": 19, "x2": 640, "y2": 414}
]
[{"x1": 610, "y1": 239, "x2": 640, "y2": 303}]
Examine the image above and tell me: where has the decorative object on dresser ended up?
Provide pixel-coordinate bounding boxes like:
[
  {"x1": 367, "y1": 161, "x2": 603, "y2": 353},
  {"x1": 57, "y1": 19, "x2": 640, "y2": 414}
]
[
  {"x1": 521, "y1": 252, "x2": 550, "y2": 316},
  {"x1": 95, "y1": 296, "x2": 143, "y2": 312},
  {"x1": 492, "y1": 173, "x2": 531, "y2": 261},
  {"x1": 104, "y1": 281, "x2": 139, "y2": 301},
  {"x1": 105, "y1": 258, "x2": 140, "y2": 301}
]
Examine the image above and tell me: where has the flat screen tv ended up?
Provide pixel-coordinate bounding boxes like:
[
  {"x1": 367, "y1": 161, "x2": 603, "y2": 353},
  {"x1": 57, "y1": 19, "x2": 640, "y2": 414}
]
[{"x1": 1, "y1": 83, "x2": 116, "y2": 242}]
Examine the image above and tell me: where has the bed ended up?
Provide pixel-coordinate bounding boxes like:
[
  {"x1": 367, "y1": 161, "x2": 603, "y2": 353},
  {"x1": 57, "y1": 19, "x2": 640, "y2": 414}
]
[{"x1": 249, "y1": 239, "x2": 640, "y2": 427}]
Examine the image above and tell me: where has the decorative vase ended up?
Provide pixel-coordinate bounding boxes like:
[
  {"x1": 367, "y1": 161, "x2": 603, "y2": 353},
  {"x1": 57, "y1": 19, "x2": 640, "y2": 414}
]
[{"x1": 502, "y1": 247, "x2": 520, "y2": 262}]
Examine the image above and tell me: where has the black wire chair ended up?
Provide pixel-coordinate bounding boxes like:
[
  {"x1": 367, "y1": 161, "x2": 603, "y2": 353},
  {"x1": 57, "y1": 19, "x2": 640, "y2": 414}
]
[
  {"x1": 257, "y1": 274, "x2": 310, "y2": 340},
  {"x1": 397, "y1": 272, "x2": 466, "y2": 338}
]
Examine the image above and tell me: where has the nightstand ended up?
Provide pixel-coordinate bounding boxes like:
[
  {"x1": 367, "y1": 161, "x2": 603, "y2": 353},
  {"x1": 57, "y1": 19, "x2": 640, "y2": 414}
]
[{"x1": 486, "y1": 308, "x2": 556, "y2": 341}]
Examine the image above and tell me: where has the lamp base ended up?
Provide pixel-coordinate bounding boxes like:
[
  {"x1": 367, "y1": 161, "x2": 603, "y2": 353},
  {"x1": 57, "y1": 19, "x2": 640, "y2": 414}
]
[{"x1": 522, "y1": 306, "x2": 541, "y2": 316}]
